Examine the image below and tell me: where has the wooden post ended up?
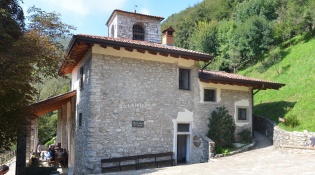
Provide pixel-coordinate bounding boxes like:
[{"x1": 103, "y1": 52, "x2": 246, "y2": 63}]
[{"x1": 16, "y1": 118, "x2": 28, "y2": 175}]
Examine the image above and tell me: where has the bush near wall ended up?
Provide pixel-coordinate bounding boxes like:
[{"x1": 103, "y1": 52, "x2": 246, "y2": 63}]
[{"x1": 207, "y1": 106, "x2": 235, "y2": 148}]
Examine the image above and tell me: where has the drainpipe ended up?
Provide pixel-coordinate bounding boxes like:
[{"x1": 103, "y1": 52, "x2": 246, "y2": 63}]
[
  {"x1": 251, "y1": 89, "x2": 255, "y2": 138},
  {"x1": 201, "y1": 60, "x2": 212, "y2": 72},
  {"x1": 252, "y1": 84, "x2": 265, "y2": 138}
]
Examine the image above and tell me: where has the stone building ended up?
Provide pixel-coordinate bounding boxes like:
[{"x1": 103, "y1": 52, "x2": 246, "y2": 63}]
[{"x1": 27, "y1": 10, "x2": 285, "y2": 175}]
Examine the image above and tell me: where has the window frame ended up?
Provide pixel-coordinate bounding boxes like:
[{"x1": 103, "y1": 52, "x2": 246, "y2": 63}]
[
  {"x1": 111, "y1": 25, "x2": 115, "y2": 37},
  {"x1": 78, "y1": 113, "x2": 82, "y2": 128},
  {"x1": 79, "y1": 66, "x2": 84, "y2": 90},
  {"x1": 237, "y1": 107, "x2": 248, "y2": 121},
  {"x1": 132, "y1": 24, "x2": 145, "y2": 41},
  {"x1": 178, "y1": 68, "x2": 191, "y2": 90},
  {"x1": 204, "y1": 89, "x2": 216, "y2": 102}
]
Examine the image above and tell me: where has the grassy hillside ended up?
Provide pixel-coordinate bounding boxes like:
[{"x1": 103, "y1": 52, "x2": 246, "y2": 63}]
[{"x1": 239, "y1": 35, "x2": 315, "y2": 131}]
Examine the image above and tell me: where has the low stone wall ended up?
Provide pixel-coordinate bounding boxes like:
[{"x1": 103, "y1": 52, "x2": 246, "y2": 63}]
[
  {"x1": 200, "y1": 134, "x2": 215, "y2": 160},
  {"x1": 253, "y1": 114, "x2": 276, "y2": 141},
  {"x1": 274, "y1": 126, "x2": 315, "y2": 154},
  {"x1": 253, "y1": 115, "x2": 315, "y2": 154},
  {"x1": 273, "y1": 126, "x2": 314, "y2": 147}
]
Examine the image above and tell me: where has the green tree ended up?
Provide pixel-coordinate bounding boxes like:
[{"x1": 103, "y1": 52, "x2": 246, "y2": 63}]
[
  {"x1": 0, "y1": 2, "x2": 75, "y2": 152},
  {"x1": 189, "y1": 21, "x2": 219, "y2": 56},
  {"x1": 38, "y1": 112, "x2": 58, "y2": 144},
  {"x1": 232, "y1": 15, "x2": 274, "y2": 64},
  {"x1": 0, "y1": 0, "x2": 27, "y2": 152},
  {"x1": 236, "y1": 0, "x2": 280, "y2": 22},
  {"x1": 207, "y1": 106, "x2": 235, "y2": 148}
]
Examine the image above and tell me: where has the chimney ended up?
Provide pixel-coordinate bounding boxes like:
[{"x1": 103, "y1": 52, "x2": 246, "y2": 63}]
[{"x1": 162, "y1": 26, "x2": 175, "y2": 46}]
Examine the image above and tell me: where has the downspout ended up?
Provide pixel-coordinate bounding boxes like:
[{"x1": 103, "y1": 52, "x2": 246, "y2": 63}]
[
  {"x1": 251, "y1": 89, "x2": 255, "y2": 138},
  {"x1": 201, "y1": 60, "x2": 212, "y2": 72}
]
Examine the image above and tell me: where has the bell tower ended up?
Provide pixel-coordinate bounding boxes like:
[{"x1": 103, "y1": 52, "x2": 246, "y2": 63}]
[{"x1": 106, "y1": 9, "x2": 164, "y2": 43}]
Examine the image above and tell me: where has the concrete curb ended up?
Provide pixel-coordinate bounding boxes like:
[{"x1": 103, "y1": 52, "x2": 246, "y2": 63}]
[{"x1": 214, "y1": 140, "x2": 256, "y2": 158}]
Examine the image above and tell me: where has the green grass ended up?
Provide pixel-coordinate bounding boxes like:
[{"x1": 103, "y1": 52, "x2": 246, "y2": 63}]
[{"x1": 239, "y1": 34, "x2": 315, "y2": 132}]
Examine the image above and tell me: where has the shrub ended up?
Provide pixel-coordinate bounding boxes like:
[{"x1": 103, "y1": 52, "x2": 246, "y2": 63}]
[
  {"x1": 285, "y1": 114, "x2": 300, "y2": 128},
  {"x1": 238, "y1": 128, "x2": 252, "y2": 144},
  {"x1": 45, "y1": 136, "x2": 56, "y2": 147},
  {"x1": 215, "y1": 147, "x2": 232, "y2": 155},
  {"x1": 207, "y1": 106, "x2": 235, "y2": 148}
]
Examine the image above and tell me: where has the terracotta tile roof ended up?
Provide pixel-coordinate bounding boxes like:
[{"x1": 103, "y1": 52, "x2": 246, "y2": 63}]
[
  {"x1": 59, "y1": 34, "x2": 212, "y2": 75},
  {"x1": 106, "y1": 9, "x2": 164, "y2": 26},
  {"x1": 76, "y1": 34, "x2": 210, "y2": 56},
  {"x1": 162, "y1": 26, "x2": 175, "y2": 33},
  {"x1": 199, "y1": 70, "x2": 285, "y2": 90},
  {"x1": 30, "y1": 91, "x2": 76, "y2": 116}
]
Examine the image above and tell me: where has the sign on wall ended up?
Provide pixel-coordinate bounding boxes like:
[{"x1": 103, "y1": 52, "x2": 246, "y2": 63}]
[
  {"x1": 193, "y1": 136, "x2": 201, "y2": 147},
  {"x1": 132, "y1": 120, "x2": 144, "y2": 128}
]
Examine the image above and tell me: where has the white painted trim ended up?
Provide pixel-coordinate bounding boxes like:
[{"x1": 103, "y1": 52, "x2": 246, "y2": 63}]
[{"x1": 172, "y1": 109, "x2": 193, "y2": 164}]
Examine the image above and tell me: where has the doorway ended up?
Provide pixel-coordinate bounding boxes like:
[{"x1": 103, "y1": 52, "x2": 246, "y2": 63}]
[{"x1": 177, "y1": 135, "x2": 188, "y2": 163}]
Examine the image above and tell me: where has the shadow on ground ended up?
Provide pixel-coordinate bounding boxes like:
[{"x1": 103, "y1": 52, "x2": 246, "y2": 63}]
[{"x1": 254, "y1": 101, "x2": 297, "y2": 124}]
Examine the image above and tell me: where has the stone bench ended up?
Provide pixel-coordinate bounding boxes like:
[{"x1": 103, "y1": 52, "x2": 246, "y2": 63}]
[{"x1": 101, "y1": 152, "x2": 174, "y2": 173}]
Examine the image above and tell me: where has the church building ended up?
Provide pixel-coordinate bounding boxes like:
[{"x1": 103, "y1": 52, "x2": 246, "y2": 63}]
[{"x1": 29, "y1": 9, "x2": 284, "y2": 175}]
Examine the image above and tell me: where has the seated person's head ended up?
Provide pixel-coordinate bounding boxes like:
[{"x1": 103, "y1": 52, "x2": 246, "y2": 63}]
[{"x1": 0, "y1": 164, "x2": 9, "y2": 175}]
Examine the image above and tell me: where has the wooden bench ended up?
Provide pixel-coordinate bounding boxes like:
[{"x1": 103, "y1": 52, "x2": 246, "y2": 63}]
[{"x1": 101, "y1": 152, "x2": 174, "y2": 173}]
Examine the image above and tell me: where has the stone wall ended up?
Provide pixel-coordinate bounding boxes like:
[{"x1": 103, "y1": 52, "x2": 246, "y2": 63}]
[
  {"x1": 115, "y1": 14, "x2": 161, "y2": 43},
  {"x1": 274, "y1": 126, "x2": 315, "y2": 154},
  {"x1": 190, "y1": 133, "x2": 215, "y2": 163},
  {"x1": 74, "y1": 51, "x2": 254, "y2": 174},
  {"x1": 253, "y1": 114, "x2": 276, "y2": 141},
  {"x1": 273, "y1": 126, "x2": 314, "y2": 147},
  {"x1": 81, "y1": 54, "x2": 194, "y2": 174},
  {"x1": 74, "y1": 55, "x2": 93, "y2": 175}
]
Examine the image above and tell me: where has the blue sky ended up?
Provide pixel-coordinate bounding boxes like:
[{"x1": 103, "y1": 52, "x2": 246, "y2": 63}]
[{"x1": 22, "y1": 0, "x2": 201, "y2": 36}]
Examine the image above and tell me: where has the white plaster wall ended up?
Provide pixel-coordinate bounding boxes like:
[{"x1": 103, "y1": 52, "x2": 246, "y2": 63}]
[
  {"x1": 92, "y1": 45, "x2": 196, "y2": 68},
  {"x1": 234, "y1": 99, "x2": 250, "y2": 127},
  {"x1": 199, "y1": 82, "x2": 249, "y2": 103}
]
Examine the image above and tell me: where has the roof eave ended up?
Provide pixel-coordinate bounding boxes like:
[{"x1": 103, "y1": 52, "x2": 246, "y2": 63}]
[
  {"x1": 199, "y1": 72, "x2": 286, "y2": 90},
  {"x1": 71, "y1": 35, "x2": 212, "y2": 61}
]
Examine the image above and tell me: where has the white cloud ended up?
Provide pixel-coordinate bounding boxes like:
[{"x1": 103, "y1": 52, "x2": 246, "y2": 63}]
[
  {"x1": 139, "y1": 8, "x2": 150, "y2": 15},
  {"x1": 25, "y1": 0, "x2": 127, "y2": 17}
]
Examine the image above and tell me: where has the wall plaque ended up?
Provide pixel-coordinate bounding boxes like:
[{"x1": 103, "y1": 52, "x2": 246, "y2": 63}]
[
  {"x1": 132, "y1": 120, "x2": 144, "y2": 128},
  {"x1": 193, "y1": 136, "x2": 201, "y2": 147}
]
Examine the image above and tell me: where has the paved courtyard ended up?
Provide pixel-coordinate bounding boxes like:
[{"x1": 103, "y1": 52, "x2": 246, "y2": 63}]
[
  {"x1": 103, "y1": 132, "x2": 315, "y2": 175},
  {"x1": 6, "y1": 132, "x2": 315, "y2": 175}
]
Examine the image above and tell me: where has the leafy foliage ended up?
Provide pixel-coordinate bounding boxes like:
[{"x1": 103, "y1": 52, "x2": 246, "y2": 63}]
[
  {"x1": 0, "y1": 2, "x2": 74, "y2": 152},
  {"x1": 239, "y1": 34, "x2": 315, "y2": 131},
  {"x1": 38, "y1": 112, "x2": 57, "y2": 145},
  {"x1": 45, "y1": 136, "x2": 56, "y2": 147},
  {"x1": 260, "y1": 47, "x2": 282, "y2": 74},
  {"x1": 284, "y1": 114, "x2": 300, "y2": 128},
  {"x1": 162, "y1": 0, "x2": 315, "y2": 71},
  {"x1": 207, "y1": 106, "x2": 235, "y2": 148},
  {"x1": 238, "y1": 128, "x2": 252, "y2": 144}
]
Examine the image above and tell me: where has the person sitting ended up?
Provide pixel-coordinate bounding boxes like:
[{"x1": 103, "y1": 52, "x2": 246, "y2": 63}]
[
  {"x1": 46, "y1": 147, "x2": 56, "y2": 166},
  {"x1": 30, "y1": 152, "x2": 38, "y2": 166}
]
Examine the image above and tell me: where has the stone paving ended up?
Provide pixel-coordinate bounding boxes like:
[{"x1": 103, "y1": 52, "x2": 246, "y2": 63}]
[
  {"x1": 5, "y1": 132, "x2": 315, "y2": 175},
  {"x1": 100, "y1": 132, "x2": 315, "y2": 175}
]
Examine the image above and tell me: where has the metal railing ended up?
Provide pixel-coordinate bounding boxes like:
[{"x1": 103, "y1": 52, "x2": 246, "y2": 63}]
[{"x1": 0, "y1": 150, "x2": 16, "y2": 165}]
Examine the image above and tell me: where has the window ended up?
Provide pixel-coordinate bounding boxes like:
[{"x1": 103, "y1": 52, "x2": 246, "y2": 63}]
[
  {"x1": 79, "y1": 67, "x2": 84, "y2": 90},
  {"x1": 133, "y1": 24, "x2": 144, "y2": 41},
  {"x1": 178, "y1": 124, "x2": 190, "y2": 132},
  {"x1": 204, "y1": 89, "x2": 216, "y2": 102},
  {"x1": 238, "y1": 108, "x2": 247, "y2": 121},
  {"x1": 111, "y1": 25, "x2": 115, "y2": 37},
  {"x1": 167, "y1": 31, "x2": 173, "y2": 36},
  {"x1": 179, "y1": 68, "x2": 190, "y2": 90},
  {"x1": 79, "y1": 113, "x2": 82, "y2": 127}
]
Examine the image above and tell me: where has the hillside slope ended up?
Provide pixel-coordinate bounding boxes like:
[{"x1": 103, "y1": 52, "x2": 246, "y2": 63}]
[{"x1": 239, "y1": 35, "x2": 315, "y2": 131}]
